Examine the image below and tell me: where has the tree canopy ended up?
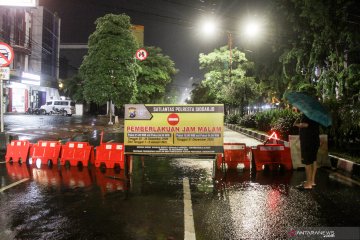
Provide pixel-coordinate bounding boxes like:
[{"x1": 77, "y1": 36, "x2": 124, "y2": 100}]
[
  {"x1": 79, "y1": 14, "x2": 139, "y2": 107},
  {"x1": 136, "y1": 46, "x2": 178, "y2": 103},
  {"x1": 192, "y1": 46, "x2": 260, "y2": 115}
]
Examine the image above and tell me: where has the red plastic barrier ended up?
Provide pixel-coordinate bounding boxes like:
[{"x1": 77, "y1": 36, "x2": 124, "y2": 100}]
[
  {"x1": 95, "y1": 143, "x2": 125, "y2": 169},
  {"x1": 216, "y1": 143, "x2": 250, "y2": 169},
  {"x1": 5, "y1": 140, "x2": 32, "y2": 163},
  {"x1": 252, "y1": 144, "x2": 292, "y2": 171},
  {"x1": 60, "y1": 142, "x2": 94, "y2": 167},
  {"x1": 29, "y1": 141, "x2": 62, "y2": 166}
]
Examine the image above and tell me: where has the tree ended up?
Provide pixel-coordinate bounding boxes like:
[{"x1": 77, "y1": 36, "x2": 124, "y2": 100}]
[
  {"x1": 136, "y1": 46, "x2": 178, "y2": 103},
  {"x1": 61, "y1": 74, "x2": 85, "y2": 103},
  {"x1": 272, "y1": 0, "x2": 360, "y2": 101},
  {"x1": 188, "y1": 82, "x2": 216, "y2": 104},
  {"x1": 198, "y1": 46, "x2": 260, "y2": 115},
  {"x1": 79, "y1": 14, "x2": 139, "y2": 108}
]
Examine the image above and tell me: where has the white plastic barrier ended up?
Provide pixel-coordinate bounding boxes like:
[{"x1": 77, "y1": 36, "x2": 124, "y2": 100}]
[{"x1": 289, "y1": 134, "x2": 330, "y2": 169}]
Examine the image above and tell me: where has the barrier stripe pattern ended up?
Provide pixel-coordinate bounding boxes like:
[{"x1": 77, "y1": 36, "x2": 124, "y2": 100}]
[{"x1": 183, "y1": 177, "x2": 196, "y2": 240}]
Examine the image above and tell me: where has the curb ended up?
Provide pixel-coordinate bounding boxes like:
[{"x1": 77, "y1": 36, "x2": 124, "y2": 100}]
[{"x1": 225, "y1": 123, "x2": 360, "y2": 180}]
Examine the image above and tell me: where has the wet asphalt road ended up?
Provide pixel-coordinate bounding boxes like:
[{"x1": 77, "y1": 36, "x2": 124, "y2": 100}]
[{"x1": 0, "y1": 114, "x2": 360, "y2": 239}]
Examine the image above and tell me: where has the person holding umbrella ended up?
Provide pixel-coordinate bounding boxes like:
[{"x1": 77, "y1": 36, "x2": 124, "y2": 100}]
[
  {"x1": 293, "y1": 112, "x2": 320, "y2": 189},
  {"x1": 285, "y1": 92, "x2": 332, "y2": 190}
]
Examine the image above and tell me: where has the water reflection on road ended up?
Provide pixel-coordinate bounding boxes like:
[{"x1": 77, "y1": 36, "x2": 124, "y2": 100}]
[{"x1": 1, "y1": 156, "x2": 360, "y2": 239}]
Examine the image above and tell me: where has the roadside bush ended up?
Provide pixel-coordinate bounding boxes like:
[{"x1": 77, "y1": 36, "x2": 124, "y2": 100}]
[
  {"x1": 239, "y1": 114, "x2": 256, "y2": 128},
  {"x1": 255, "y1": 111, "x2": 274, "y2": 132},
  {"x1": 225, "y1": 113, "x2": 241, "y2": 124},
  {"x1": 271, "y1": 109, "x2": 300, "y2": 140}
]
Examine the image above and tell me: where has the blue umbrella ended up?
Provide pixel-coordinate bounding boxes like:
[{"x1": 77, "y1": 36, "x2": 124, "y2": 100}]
[{"x1": 285, "y1": 92, "x2": 332, "y2": 127}]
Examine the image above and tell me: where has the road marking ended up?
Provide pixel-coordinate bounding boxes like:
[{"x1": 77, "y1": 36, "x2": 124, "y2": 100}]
[
  {"x1": 0, "y1": 161, "x2": 6, "y2": 164},
  {"x1": 183, "y1": 177, "x2": 196, "y2": 240},
  {"x1": 0, "y1": 178, "x2": 30, "y2": 192}
]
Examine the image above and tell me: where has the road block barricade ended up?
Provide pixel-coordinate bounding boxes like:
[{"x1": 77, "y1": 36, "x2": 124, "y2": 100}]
[
  {"x1": 252, "y1": 144, "x2": 292, "y2": 171},
  {"x1": 29, "y1": 141, "x2": 62, "y2": 166},
  {"x1": 95, "y1": 143, "x2": 125, "y2": 169},
  {"x1": 216, "y1": 143, "x2": 250, "y2": 170},
  {"x1": 60, "y1": 142, "x2": 94, "y2": 167},
  {"x1": 5, "y1": 140, "x2": 32, "y2": 164}
]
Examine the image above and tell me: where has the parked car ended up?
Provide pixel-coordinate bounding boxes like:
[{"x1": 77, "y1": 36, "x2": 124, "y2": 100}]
[{"x1": 40, "y1": 100, "x2": 75, "y2": 116}]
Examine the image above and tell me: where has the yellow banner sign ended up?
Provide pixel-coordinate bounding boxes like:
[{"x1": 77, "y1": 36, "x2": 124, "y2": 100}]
[{"x1": 124, "y1": 104, "x2": 224, "y2": 154}]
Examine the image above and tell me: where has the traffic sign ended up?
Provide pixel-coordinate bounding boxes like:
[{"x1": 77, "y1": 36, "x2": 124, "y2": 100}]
[
  {"x1": 135, "y1": 48, "x2": 148, "y2": 61},
  {"x1": 0, "y1": 67, "x2": 10, "y2": 80},
  {"x1": 0, "y1": 42, "x2": 14, "y2": 67}
]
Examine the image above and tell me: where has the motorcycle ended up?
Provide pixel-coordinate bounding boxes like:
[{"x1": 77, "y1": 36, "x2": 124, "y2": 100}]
[{"x1": 26, "y1": 107, "x2": 41, "y2": 115}]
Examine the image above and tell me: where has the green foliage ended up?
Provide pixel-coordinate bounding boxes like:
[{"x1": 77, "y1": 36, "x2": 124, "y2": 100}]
[
  {"x1": 188, "y1": 82, "x2": 216, "y2": 104},
  {"x1": 255, "y1": 111, "x2": 275, "y2": 132},
  {"x1": 324, "y1": 99, "x2": 360, "y2": 154},
  {"x1": 61, "y1": 74, "x2": 85, "y2": 103},
  {"x1": 225, "y1": 113, "x2": 241, "y2": 124},
  {"x1": 198, "y1": 46, "x2": 260, "y2": 114},
  {"x1": 239, "y1": 114, "x2": 257, "y2": 128},
  {"x1": 271, "y1": 109, "x2": 300, "y2": 140},
  {"x1": 79, "y1": 14, "x2": 139, "y2": 107},
  {"x1": 136, "y1": 46, "x2": 178, "y2": 103}
]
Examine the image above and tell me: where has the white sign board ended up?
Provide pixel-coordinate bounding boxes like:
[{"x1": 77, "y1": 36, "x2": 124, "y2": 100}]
[{"x1": 0, "y1": 67, "x2": 10, "y2": 80}]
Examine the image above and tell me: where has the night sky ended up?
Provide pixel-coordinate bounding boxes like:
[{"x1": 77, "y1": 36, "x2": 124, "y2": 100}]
[{"x1": 40, "y1": 0, "x2": 268, "y2": 89}]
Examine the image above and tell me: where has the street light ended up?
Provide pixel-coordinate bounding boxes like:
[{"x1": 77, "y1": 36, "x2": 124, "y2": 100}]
[{"x1": 200, "y1": 17, "x2": 262, "y2": 81}]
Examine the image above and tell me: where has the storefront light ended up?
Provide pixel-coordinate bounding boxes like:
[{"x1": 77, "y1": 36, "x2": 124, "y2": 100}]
[
  {"x1": 22, "y1": 72, "x2": 41, "y2": 81},
  {"x1": 0, "y1": 0, "x2": 38, "y2": 7},
  {"x1": 22, "y1": 80, "x2": 40, "y2": 86}
]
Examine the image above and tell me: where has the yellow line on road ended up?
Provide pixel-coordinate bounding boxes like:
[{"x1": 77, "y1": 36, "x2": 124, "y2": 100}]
[
  {"x1": 183, "y1": 177, "x2": 196, "y2": 240},
  {"x1": 0, "y1": 178, "x2": 30, "y2": 192}
]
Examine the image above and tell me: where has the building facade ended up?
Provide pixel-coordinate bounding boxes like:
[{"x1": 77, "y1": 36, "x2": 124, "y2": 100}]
[{"x1": 0, "y1": 4, "x2": 60, "y2": 113}]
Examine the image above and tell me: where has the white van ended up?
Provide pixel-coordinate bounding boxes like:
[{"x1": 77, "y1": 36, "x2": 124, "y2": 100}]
[{"x1": 40, "y1": 100, "x2": 75, "y2": 116}]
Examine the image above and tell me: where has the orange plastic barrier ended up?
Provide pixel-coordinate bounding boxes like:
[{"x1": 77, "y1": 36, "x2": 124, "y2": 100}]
[
  {"x1": 252, "y1": 144, "x2": 292, "y2": 171},
  {"x1": 60, "y1": 142, "x2": 94, "y2": 167},
  {"x1": 95, "y1": 143, "x2": 125, "y2": 169},
  {"x1": 216, "y1": 143, "x2": 250, "y2": 169},
  {"x1": 5, "y1": 140, "x2": 32, "y2": 164},
  {"x1": 29, "y1": 141, "x2": 62, "y2": 166}
]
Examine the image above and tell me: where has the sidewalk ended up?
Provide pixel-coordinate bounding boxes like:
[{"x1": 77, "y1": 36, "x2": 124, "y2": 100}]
[{"x1": 223, "y1": 127, "x2": 262, "y2": 146}]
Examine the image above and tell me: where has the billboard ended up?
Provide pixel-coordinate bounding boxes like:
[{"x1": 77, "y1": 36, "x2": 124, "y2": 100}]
[
  {"x1": 124, "y1": 104, "x2": 224, "y2": 154},
  {"x1": 0, "y1": 0, "x2": 38, "y2": 7}
]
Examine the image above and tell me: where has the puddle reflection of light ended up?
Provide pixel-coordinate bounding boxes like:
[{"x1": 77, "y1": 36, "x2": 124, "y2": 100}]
[
  {"x1": 36, "y1": 158, "x2": 41, "y2": 168},
  {"x1": 229, "y1": 185, "x2": 268, "y2": 237}
]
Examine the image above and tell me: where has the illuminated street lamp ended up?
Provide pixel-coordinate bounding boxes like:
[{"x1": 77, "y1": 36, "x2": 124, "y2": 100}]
[{"x1": 200, "y1": 17, "x2": 262, "y2": 81}]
